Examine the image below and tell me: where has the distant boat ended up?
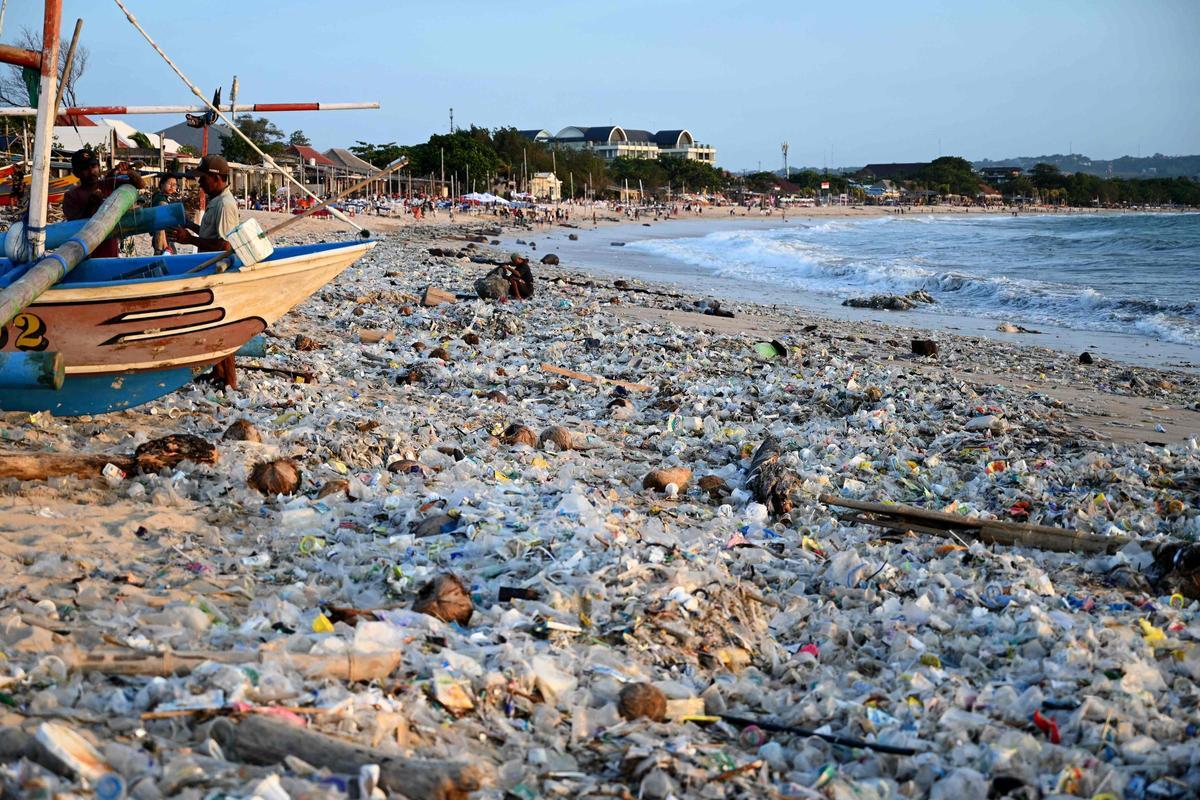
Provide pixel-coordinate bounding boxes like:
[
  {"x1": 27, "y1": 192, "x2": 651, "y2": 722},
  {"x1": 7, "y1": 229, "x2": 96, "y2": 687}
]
[
  {"x1": 0, "y1": 239, "x2": 375, "y2": 415},
  {"x1": 0, "y1": 172, "x2": 78, "y2": 206}
]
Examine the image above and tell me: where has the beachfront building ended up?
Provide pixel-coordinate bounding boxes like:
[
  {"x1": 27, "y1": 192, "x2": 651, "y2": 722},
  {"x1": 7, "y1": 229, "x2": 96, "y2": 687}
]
[
  {"x1": 522, "y1": 126, "x2": 716, "y2": 162},
  {"x1": 529, "y1": 171, "x2": 562, "y2": 201}
]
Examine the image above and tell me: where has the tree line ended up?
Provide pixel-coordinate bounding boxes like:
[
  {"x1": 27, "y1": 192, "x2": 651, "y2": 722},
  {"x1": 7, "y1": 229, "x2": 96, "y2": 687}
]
[{"x1": 349, "y1": 126, "x2": 731, "y2": 198}]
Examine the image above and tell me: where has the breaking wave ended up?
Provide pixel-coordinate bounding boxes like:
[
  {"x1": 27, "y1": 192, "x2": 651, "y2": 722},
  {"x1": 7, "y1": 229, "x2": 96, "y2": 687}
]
[{"x1": 625, "y1": 213, "x2": 1200, "y2": 345}]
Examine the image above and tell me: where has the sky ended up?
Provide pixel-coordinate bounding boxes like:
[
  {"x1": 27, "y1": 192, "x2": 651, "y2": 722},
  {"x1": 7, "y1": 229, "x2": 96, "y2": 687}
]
[{"x1": 5, "y1": 0, "x2": 1199, "y2": 171}]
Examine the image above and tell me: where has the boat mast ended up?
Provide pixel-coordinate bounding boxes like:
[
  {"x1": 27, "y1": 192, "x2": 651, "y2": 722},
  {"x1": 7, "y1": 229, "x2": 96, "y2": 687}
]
[{"x1": 25, "y1": 0, "x2": 62, "y2": 261}]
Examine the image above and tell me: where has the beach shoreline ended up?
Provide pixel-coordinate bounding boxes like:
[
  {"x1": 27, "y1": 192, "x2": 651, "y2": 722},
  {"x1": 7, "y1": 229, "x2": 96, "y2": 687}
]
[{"x1": 2, "y1": 219, "x2": 1198, "y2": 797}]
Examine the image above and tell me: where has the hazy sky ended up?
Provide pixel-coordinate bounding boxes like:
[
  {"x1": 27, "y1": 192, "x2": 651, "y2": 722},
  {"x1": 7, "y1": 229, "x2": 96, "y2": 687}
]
[{"x1": 6, "y1": 0, "x2": 1199, "y2": 170}]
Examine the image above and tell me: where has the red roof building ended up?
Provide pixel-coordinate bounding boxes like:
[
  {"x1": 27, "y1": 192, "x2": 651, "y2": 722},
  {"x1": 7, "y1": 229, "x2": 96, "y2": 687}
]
[{"x1": 289, "y1": 144, "x2": 334, "y2": 166}]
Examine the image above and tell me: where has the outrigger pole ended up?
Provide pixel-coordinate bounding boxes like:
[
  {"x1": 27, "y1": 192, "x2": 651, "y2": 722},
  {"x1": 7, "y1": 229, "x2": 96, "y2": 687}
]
[
  {"x1": 0, "y1": 102, "x2": 380, "y2": 116},
  {"x1": 23, "y1": 0, "x2": 61, "y2": 260}
]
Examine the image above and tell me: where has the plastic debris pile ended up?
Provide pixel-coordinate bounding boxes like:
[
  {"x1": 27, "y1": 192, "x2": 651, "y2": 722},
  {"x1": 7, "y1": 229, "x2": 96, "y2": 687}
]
[{"x1": 1, "y1": 222, "x2": 1198, "y2": 799}]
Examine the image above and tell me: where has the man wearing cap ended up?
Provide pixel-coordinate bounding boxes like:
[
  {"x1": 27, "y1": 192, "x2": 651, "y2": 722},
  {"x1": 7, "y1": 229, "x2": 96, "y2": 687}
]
[
  {"x1": 62, "y1": 148, "x2": 146, "y2": 258},
  {"x1": 173, "y1": 154, "x2": 240, "y2": 253}
]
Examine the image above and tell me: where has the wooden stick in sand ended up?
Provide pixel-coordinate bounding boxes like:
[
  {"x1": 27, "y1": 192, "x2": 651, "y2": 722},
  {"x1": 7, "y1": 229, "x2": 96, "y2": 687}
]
[
  {"x1": 540, "y1": 363, "x2": 652, "y2": 392},
  {"x1": 66, "y1": 646, "x2": 402, "y2": 682},
  {"x1": 210, "y1": 714, "x2": 492, "y2": 800}
]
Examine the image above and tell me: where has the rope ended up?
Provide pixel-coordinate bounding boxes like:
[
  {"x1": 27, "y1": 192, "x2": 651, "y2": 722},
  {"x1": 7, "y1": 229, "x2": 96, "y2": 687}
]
[{"x1": 111, "y1": 0, "x2": 362, "y2": 234}]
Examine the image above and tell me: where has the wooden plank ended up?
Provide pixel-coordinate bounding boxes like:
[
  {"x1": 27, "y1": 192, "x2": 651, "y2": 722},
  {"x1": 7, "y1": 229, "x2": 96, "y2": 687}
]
[{"x1": 540, "y1": 363, "x2": 652, "y2": 392}]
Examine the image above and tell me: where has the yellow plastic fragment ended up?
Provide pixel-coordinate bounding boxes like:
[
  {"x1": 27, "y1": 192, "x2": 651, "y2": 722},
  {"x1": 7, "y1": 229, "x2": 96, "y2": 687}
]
[{"x1": 312, "y1": 613, "x2": 334, "y2": 634}]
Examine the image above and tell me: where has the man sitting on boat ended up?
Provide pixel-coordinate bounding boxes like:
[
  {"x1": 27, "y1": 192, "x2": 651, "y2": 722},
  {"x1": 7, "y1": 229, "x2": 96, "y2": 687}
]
[
  {"x1": 173, "y1": 155, "x2": 239, "y2": 253},
  {"x1": 172, "y1": 154, "x2": 242, "y2": 389},
  {"x1": 62, "y1": 148, "x2": 146, "y2": 258}
]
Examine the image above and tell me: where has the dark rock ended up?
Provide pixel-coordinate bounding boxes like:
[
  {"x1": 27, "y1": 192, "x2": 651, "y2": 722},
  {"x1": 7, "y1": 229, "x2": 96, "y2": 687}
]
[
  {"x1": 912, "y1": 339, "x2": 938, "y2": 357},
  {"x1": 843, "y1": 290, "x2": 935, "y2": 311},
  {"x1": 540, "y1": 254, "x2": 560, "y2": 265},
  {"x1": 1079, "y1": 351, "x2": 1094, "y2": 365},
  {"x1": 413, "y1": 513, "x2": 458, "y2": 538},
  {"x1": 568, "y1": 233, "x2": 579, "y2": 241}
]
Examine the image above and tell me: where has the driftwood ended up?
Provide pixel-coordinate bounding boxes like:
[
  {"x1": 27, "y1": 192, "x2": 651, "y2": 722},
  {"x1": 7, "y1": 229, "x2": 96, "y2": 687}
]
[
  {"x1": 0, "y1": 434, "x2": 216, "y2": 481},
  {"x1": 210, "y1": 715, "x2": 492, "y2": 800},
  {"x1": 0, "y1": 726, "x2": 72, "y2": 777},
  {"x1": 66, "y1": 647, "x2": 402, "y2": 682},
  {"x1": 747, "y1": 436, "x2": 801, "y2": 516},
  {"x1": 821, "y1": 493, "x2": 1200, "y2": 598},
  {"x1": 421, "y1": 286, "x2": 457, "y2": 307},
  {"x1": 237, "y1": 363, "x2": 318, "y2": 383},
  {"x1": 540, "y1": 363, "x2": 652, "y2": 392}
]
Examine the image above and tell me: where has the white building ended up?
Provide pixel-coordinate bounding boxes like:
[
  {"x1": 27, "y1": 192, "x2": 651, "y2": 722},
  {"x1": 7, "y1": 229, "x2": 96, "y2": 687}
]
[{"x1": 526, "y1": 126, "x2": 716, "y2": 162}]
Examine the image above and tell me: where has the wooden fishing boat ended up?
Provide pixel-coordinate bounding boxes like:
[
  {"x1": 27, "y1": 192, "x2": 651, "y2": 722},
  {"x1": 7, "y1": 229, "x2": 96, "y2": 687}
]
[
  {"x1": 0, "y1": 174, "x2": 76, "y2": 206},
  {"x1": 0, "y1": 238, "x2": 375, "y2": 415},
  {"x1": 0, "y1": 0, "x2": 397, "y2": 415}
]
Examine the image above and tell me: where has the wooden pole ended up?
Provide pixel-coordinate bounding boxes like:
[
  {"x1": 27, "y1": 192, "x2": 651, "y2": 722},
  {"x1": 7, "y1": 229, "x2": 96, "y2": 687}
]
[
  {"x1": 210, "y1": 715, "x2": 492, "y2": 800},
  {"x1": 51, "y1": 18, "x2": 82, "y2": 116},
  {"x1": 25, "y1": 0, "x2": 62, "y2": 260}
]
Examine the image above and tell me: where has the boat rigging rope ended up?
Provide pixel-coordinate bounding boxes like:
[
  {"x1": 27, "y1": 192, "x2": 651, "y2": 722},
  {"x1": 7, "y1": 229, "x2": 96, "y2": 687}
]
[{"x1": 111, "y1": 0, "x2": 365, "y2": 235}]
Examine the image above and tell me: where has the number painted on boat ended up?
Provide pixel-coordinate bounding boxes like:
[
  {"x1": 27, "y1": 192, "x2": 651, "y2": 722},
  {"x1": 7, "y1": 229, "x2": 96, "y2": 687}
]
[{"x1": 0, "y1": 313, "x2": 49, "y2": 351}]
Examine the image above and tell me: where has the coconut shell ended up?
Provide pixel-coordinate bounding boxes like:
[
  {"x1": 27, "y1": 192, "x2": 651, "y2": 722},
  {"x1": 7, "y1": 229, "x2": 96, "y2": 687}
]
[
  {"x1": 865, "y1": 386, "x2": 883, "y2": 403},
  {"x1": 618, "y1": 683, "x2": 667, "y2": 722},
  {"x1": 249, "y1": 458, "x2": 302, "y2": 495},
  {"x1": 317, "y1": 479, "x2": 351, "y2": 500},
  {"x1": 462, "y1": 332, "x2": 481, "y2": 346},
  {"x1": 294, "y1": 334, "x2": 321, "y2": 351},
  {"x1": 538, "y1": 426, "x2": 575, "y2": 451},
  {"x1": 643, "y1": 467, "x2": 693, "y2": 492},
  {"x1": 503, "y1": 424, "x2": 537, "y2": 447},
  {"x1": 222, "y1": 419, "x2": 262, "y2": 443},
  {"x1": 428, "y1": 346, "x2": 452, "y2": 362},
  {"x1": 412, "y1": 573, "x2": 473, "y2": 626},
  {"x1": 485, "y1": 390, "x2": 508, "y2": 404},
  {"x1": 387, "y1": 459, "x2": 426, "y2": 475},
  {"x1": 697, "y1": 475, "x2": 728, "y2": 496}
]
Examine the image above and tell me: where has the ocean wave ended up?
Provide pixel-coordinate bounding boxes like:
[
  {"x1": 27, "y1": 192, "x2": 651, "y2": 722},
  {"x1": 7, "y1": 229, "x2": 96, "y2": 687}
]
[{"x1": 625, "y1": 216, "x2": 1200, "y2": 345}]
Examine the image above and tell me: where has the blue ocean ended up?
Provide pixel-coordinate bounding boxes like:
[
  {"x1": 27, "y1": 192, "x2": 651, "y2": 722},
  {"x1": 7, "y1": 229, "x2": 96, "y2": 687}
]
[{"x1": 624, "y1": 212, "x2": 1200, "y2": 347}]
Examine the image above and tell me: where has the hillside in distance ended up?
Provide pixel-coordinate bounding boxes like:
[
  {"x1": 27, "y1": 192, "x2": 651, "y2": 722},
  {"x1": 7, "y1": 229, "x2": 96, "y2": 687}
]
[{"x1": 973, "y1": 153, "x2": 1200, "y2": 179}]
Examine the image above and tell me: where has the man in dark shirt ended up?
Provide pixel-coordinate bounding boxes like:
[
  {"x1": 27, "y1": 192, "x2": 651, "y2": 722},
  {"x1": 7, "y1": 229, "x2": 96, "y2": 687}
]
[{"x1": 61, "y1": 148, "x2": 146, "y2": 258}]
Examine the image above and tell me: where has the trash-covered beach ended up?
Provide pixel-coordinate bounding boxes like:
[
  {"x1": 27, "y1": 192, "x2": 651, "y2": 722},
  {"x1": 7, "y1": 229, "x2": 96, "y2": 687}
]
[{"x1": 2, "y1": 220, "x2": 1199, "y2": 799}]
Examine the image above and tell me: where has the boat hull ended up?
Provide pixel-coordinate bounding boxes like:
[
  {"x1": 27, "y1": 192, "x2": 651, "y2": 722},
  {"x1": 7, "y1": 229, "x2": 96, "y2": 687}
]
[{"x1": 0, "y1": 239, "x2": 375, "y2": 415}]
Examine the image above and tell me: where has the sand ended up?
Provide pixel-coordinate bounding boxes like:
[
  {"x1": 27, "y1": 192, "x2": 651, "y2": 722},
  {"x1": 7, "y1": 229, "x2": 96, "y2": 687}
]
[{"x1": 1, "y1": 214, "x2": 1197, "y2": 796}]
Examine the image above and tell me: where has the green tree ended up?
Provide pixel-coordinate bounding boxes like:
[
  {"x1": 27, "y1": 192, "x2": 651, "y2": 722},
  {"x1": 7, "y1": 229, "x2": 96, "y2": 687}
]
[
  {"x1": 405, "y1": 128, "x2": 501, "y2": 191},
  {"x1": 349, "y1": 140, "x2": 407, "y2": 168},
  {"x1": 657, "y1": 156, "x2": 728, "y2": 192},
  {"x1": 1029, "y1": 162, "x2": 1065, "y2": 191},
  {"x1": 916, "y1": 156, "x2": 980, "y2": 196},
  {"x1": 129, "y1": 131, "x2": 153, "y2": 149},
  {"x1": 289, "y1": 130, "x2": 311, "y2": 146},
  {"x1": 222, "y1": 115, "x2": 286, "y2": 163}
]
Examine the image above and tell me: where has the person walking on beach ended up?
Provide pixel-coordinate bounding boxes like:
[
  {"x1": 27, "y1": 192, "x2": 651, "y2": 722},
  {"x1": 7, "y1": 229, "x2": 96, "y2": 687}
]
[
  {"x1": 172, "y1": 155, "x2": 241, "y2": 387},
  {"x1": 63, "y1": 148, "x2": 147, "y2": 257}
]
